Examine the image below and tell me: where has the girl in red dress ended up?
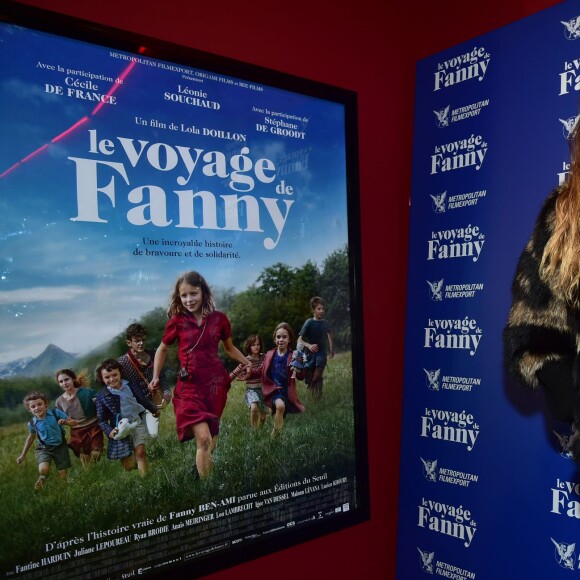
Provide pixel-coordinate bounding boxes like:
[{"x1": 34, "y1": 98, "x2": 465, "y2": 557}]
[{"x1": 151, "y1": 271, "x2": 250, "y2": 478}]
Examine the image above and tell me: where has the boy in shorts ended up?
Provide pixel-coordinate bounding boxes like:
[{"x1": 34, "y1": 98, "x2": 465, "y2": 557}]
[
  {"x1": 298, "y1": 296, "x2": 334, "y2": 401},
  {"x1": 17, "y1": 391, "x2": 77, "y2": 490}
]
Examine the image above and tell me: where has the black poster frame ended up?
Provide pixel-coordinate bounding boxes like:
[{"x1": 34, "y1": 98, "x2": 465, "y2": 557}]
[{"x1": 0, "y1": 2, "x2": 368, "y2": 578}]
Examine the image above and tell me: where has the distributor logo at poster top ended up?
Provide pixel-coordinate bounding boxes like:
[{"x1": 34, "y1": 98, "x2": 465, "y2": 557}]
[
  {"x1": 420, "y1": 408, "x2": 480, "y2": 451},
  {"x1": 421, "y1": 457, "x2": 479, "y2": 488},
  {"x1": 427, "y1": 279, "x2": 484, "y2": 301},
  {"x1": 552, "y1": 538, "x2": 577, "y2": 571},
  {"x1": 562, "y1": 16, "x2": 580, "y2": 40},
  {"x1": 418, "y1": 497, "x2": 477, "y2": 547},
  {"x1": 434, "y1": 46, "x2": 491, "y2": 91},
  {"x1": 422, "y1": 369, "x2": 481, "y2": 392},
  {"x1": 430, "y1": 134, "x2": 488, "y2": 174},
  {"x1": 427, "y1": 225, "x2": 485, "y2": 263},
  {"x1": 429, "y1": 190, "x2": 487, "y2": 213},
  {"x1": 433, "y1": 99, "x2": 490, "y2": 127}
]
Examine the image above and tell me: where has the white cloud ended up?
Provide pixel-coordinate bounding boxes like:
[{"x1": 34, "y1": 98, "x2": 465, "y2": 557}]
[{"x1": 0, "y1": 285, "x2": 88, "y2": 304}]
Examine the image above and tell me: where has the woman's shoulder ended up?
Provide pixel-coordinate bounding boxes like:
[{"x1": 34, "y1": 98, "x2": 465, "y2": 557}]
[
  {"x1": 535, "y1": 185, "x2": 564, "y2": 226},
  {"x1": 521, "y1": 185, "x2": 564, "y2": 257}
]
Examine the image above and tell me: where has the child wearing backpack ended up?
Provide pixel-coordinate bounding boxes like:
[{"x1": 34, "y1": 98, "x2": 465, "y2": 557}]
[{"x1": 17, "y1": 391, "x2": 77, "y2": 490}]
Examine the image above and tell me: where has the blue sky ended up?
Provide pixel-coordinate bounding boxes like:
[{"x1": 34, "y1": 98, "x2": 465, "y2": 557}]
[{"x1": 0, "y1": 24, "x2": 350, "y2": 362}]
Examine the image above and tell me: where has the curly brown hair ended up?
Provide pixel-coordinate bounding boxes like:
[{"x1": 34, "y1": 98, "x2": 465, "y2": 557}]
[{"x1": 540, "y1": 125, "x2": 580, "y2": 306}]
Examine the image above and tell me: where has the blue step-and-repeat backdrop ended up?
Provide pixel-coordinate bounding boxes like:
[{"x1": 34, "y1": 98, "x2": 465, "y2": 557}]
[{"x1": 397, "y1": 1, "x2": 580, "y2": 577}]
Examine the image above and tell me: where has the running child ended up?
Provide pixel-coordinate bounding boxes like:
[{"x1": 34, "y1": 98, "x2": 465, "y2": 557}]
[
  {"x1": 55, "y1": 368, "x2": 103, "y2": 466},
  {"x1": 230, "y1": 334, "x2": 267, "y2": 428},
  {"x1": 298, "y1": 296, "x2": 334, "y2": 401},
  {"x1": 95, "y1": 358, "x2": 159, "y2": 476},
  {"x1": 252, "y1": 322, "x2": 305, "y2": 437},
  {"x1": 118, "y1": 323, "x2": 171, "y2": 437},
  {"x1": 150, "y1": 271, "x2": 251, "y2": 479},
  {"x1": 17, "y1": 391, "x2": 77, "y2": 490}
]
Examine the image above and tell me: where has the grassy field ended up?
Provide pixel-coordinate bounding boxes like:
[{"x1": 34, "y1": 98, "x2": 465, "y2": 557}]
[{"x1": 0, "y1": 353, "x2": 356, "y2": 573}]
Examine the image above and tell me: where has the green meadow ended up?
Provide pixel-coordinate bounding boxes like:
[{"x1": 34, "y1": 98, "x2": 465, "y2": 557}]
[{"x1": 0, "y1": 353, "x2": 356, "y2": 574}]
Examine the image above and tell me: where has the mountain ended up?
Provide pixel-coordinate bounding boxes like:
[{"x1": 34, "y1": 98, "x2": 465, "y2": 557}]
[
  {"x1": 15, "y1": 344, "x2": 78, "y2": 377},
  {"x1": 0, "y1": 356, "x2": 34, "y2": 378}
]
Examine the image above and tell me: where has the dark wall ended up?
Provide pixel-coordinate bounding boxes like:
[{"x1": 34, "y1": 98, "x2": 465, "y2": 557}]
[{"x1": 13, "y1": 0, "x2": 560, "y2": 577}]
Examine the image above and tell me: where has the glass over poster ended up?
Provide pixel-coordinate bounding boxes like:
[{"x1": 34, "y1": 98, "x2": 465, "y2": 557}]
[{"x1": 0, "y1": 2, "x2": 368, "y2": 579}]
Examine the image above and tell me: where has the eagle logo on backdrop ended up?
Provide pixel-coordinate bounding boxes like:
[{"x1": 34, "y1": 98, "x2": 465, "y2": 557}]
[
  {"x1": 423, "y1": 368, "x2": 441, "y2": 391},
  {"x1": 433, "y1": 105, "x2": 450, "y2": 128},
  {"x1": 560, "y1": 115, "x2": 580, "y2": 140},
  {"x1": 551, "y1": 538, "x2": 576, "y2": 570},
  {"x1": 430, "y1": 191, "x2": 447, "y2": 213},
  {"x1": 417, "y1": 547, "x2": 435, "y2": 574},
  {"x1": 562, "y1": 16, "x2": 580, "y2": 40},
  {"x1": 420, "y1": 458, "x2": 438, "y2": 482},
  {"x1": 427, "y1": 279, "x2": 444, "y2": 301}
]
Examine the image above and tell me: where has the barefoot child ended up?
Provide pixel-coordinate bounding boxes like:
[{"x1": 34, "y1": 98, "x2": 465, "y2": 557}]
[
  {"x1": 255, "y1": 323, "x2": 305, "y2": 436},
  {"x1": 151, "y1": 271, "x2": 251, "y2": 479},
  {"x1": 55, "y1": 368, "x2": 103, "y2": 466},
  {"x1": 298, "y1": 296, "x2": 334, "y2": 401},
  {"x1": 95, "y1": 359, "x2": 159, "y2": 476},
  {"x1": 230, "y1": 334, "x2": 267, "y2": 428},
  {"x1": 17, "y1": 391, "x2": 77, "y2": 490}
]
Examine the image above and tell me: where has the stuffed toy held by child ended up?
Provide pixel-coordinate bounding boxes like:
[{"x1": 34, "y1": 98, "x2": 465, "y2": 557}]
[{"x1": 113, "y1": 417, "x2": 141, "y2": 440}]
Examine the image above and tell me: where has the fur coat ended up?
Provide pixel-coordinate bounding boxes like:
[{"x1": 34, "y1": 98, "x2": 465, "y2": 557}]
[{"x1": 503, "y1": 186, "x2": 580, "y2": 458}]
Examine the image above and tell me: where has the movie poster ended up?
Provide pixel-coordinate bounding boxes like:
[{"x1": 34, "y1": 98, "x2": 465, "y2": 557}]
[{"x1": 0, "y1": 7, "x2": 367, "y2": 579}]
